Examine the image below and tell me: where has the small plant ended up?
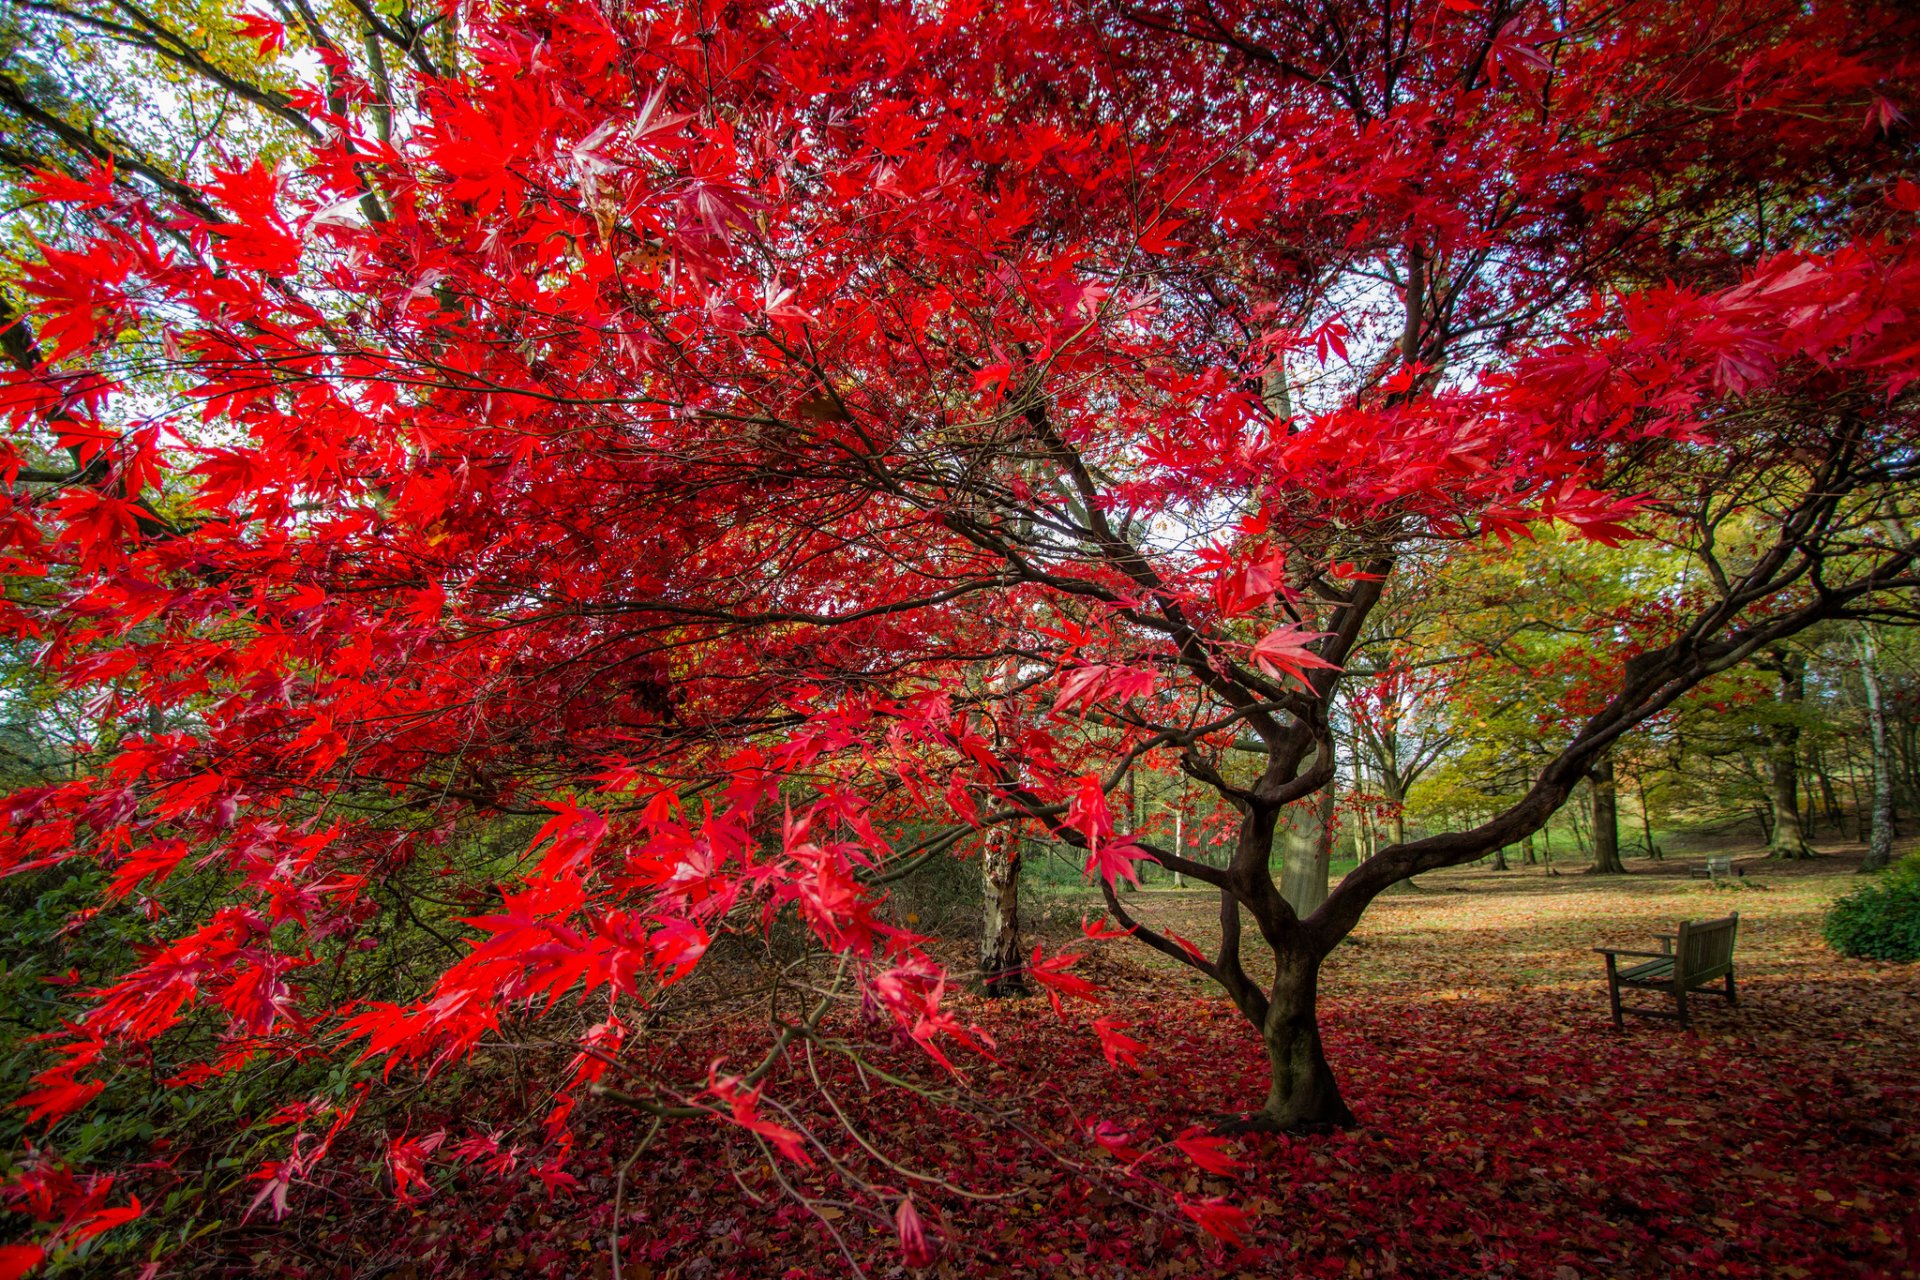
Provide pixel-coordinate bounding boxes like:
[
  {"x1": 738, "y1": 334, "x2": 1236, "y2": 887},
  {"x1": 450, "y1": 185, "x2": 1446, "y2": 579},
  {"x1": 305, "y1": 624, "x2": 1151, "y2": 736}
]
[{"x1": 1824, "y1": 855, "x2": 1920, "y2": 962}]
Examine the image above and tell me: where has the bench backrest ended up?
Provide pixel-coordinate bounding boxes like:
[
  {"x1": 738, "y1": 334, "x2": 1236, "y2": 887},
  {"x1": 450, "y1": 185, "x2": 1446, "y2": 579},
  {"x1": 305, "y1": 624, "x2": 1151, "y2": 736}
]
[{"x1": 1676, "y1": 912, "x2": 1739, "y2": 983}]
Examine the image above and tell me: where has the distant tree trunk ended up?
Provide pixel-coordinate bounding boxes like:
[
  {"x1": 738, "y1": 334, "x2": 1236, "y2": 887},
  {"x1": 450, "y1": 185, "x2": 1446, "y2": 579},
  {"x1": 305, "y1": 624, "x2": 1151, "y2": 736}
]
[
  {"x1": 1810, "y1": 745, "x2": 1842, "y2": 833},
  {"x1": 1279, "y1": 786, "x2": 1336, "y2": 917},
  {"x1": 1634, "y1": 769, "x2": 1661, "y2": 859},
  {"x1": 1768, "y1": 648, "x2": 1814, "y2": 858},
  {"x1": 979, "y1": 827, "x2": 1026, "y2": 996},
  {"x1": 1861, "y1": 625, "x2": 1895, "y2": 872},
  {"x1": 1589, "y1": 749, "x2": 1626, "y2": 874},
  {"x1": 1567, "y1": 789, "x2": 1592, "y2": 855},
  {"x1": 1490, "y1": 844, "x2": 1509, "y2": 871},
  {"x1": 1900, "y1": 719, "x2": 1920, "y2": 813},
  {"x1": 1522, "y1": 832, "x2": 1537, "y2": 865},
  {"x1": 1171, "y1": 809, "x2": 1184, "y2": 887},
  {"x1": 1126, "y1": 767, "x2": 1142, "y2": 883},
  {"x1": 1377, "y1": 772, "x2": 1419, "y2": 892},
  {"x1": 1842, "y1": 737, "x2": 1867, "y2": 842}
]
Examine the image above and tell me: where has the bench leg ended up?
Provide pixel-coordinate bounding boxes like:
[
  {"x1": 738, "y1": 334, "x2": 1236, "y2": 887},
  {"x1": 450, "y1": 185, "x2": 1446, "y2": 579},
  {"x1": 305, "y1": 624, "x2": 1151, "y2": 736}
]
[
  {"x1": 1605, "y1": 958, "x2": 1623, "y2": 1031},
  {"x1": 1724, "y1": 970, "x2": 1737, "y2": 1006},
  {"x1": 1674, "y1": 985, "x2": 1691, "y2": 1029}
]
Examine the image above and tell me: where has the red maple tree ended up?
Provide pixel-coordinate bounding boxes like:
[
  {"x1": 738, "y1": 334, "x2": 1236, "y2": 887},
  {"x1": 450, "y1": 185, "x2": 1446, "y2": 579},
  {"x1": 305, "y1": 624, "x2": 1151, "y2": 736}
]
[{"x1": 2, "y1": 0, "x2": 1917, "y2": 1261}]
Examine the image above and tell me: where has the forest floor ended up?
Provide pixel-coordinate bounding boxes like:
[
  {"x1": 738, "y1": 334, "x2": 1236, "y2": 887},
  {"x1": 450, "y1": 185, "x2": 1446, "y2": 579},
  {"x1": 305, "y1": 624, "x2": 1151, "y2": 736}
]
[{"x1": 338, "y1": 848, "x2": 1918, "y2": 1280}]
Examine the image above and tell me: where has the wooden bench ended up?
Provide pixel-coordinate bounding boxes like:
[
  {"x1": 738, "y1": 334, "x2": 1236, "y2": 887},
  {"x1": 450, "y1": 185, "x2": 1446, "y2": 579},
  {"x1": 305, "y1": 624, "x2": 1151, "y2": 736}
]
[{"x1": 1595, "y1": 912, "x2": 1739, "y2": 1030}]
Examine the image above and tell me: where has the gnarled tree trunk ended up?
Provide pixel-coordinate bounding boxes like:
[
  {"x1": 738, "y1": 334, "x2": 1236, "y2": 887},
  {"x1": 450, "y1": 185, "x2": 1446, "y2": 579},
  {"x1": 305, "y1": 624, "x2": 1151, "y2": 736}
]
[
  {"x1": 1214, "y1": 806, "x2": 1355, "y2": 1133},
  {"x1": 1256, "y1": 942, "x2": 1354, "y2": 1132}
]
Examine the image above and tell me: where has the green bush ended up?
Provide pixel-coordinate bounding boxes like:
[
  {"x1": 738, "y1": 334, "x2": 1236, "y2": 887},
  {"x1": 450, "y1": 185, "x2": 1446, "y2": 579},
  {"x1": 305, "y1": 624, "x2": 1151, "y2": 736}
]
[{"x1": 1824, "y1": 854, "x2": 1920, "y2": 962}]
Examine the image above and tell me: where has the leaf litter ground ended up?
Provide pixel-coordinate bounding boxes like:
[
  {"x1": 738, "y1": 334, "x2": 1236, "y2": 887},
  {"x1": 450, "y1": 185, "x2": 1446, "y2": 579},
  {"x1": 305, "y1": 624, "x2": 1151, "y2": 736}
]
[{"x1": 313, "y1": 854, "x2": 1918, "y2": 1280}]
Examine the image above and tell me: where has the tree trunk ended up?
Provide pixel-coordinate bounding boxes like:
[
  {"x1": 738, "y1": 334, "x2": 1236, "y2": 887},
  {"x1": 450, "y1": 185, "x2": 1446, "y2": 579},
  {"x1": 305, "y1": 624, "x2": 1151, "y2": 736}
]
[
  {"x1": 1768, "y1": 649, "x2": 1814, "y2": 858},
  {"x1": 1250, "y1": 946, "x2": 1354, "y2": 1132},
  {"x1": 1589, "y1": 749, "x2": 1626, "y2": 873},
  {"x1": 1811, "y1": 745, "x2": 1842, "y2": 833},
  {"x1": 1522, "y1": 832, "x2": 1537, "y2": 865},
  {"x1": 1567, "y1": 789, "x2": 1591, "y2": 855},
  {"x1": 1279, "y1": 788, "x2": 1336, "y2": 917},
  {"x1": 1379, "y1": 774, "x2": 1418, "y2": 892},
  {"x1": 1861, "y1": 625, "x2": 1896, "y2": 872},
  {"x1": 1490, "y1": 844, "x2": 1509, "y2": 871},
  {"x1": 979, "y1": 828, "x2": 1026, "y2": 996},
  {"x1": 1634, "y1": 769, "x2": 1661, "y2": 859}
]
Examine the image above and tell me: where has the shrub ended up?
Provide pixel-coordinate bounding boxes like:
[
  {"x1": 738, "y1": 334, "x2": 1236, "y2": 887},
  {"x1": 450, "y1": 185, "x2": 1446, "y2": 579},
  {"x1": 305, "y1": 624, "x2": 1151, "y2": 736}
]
[{"x1": 1824, "y1": 855, "x2": 1920, "y2": 961}]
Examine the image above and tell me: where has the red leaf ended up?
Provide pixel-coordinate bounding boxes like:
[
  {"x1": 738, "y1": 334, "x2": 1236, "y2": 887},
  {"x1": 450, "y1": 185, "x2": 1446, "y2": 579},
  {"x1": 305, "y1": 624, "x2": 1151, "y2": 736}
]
[
  {"x1": 0, "y1": 1245, "x2": 44, "y2": 1280},
  {"x1": 1080, "y1": 914, "x2": 1137, "y2": 941},
  {"x1": 233, "y1": 13, "x2": 287, "y2": 54},
  {"x1": 895, "y1": 1196, "x2": 937, "y2": 1266},
  {"x1": 1249, "y1": 624, "x2": 1341, "y2": 688},
  {"x1": 1173, "y1": 1129, "x2": 1247, "y2": 1175},
  {"x1": 1178, "y1": 1194, "x2": 1249, "y2": 1247},
  {"x1": 1092, "y1": 1016, "x2": 1146, "y2": 1070},
  {"x1": 1026, "y1": 946, "x2": 1101, "y2": 1015}
]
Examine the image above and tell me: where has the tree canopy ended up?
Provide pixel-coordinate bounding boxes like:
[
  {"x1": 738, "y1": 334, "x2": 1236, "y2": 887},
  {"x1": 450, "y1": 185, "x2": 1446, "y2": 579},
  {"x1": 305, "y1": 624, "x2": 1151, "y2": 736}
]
[{"x1": 1, "y1": 0, "x2": 1917, "y2": 1267}]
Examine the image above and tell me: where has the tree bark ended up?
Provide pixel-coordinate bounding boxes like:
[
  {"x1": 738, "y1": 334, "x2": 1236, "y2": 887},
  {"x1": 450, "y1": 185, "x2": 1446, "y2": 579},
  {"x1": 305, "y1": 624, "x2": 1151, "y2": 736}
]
[
  {"x1": 1861, "y1": 625, "x2": 1895, "y2": 872},
  {"x1": 1279, "y1": 788, "x2": 1335, "y2": 916},
  {"x1": 1589, "y1": 749, "x2": 1625, "y2": 873},
  {"x1": 1251, "y1": 945, "x2": 1354, "y2": 1132},
  {"x1": 979, "y1": 828, "x2": 1026, "y2": 996},
  {"x1": 1767, "y1": 648, "x2": 1814, "y2": 858}
]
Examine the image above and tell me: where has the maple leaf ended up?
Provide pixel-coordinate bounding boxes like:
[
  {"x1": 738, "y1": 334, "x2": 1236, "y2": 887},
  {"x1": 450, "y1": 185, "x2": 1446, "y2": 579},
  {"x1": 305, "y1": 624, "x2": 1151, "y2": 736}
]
[
  {"x1": 706, "y1": 1068, "x2": 813, "y2": 1165},
  {"x1": 233, "y1": 13, "x2": 287, "y2": 55},
  {"x1": 1082, "y1": 837, "x2": 1148, "y2": 889},
  {"x1": 1054, "y1": 663, "x2": 1155, "y2": 715},
  {"x1": 1086, "y1": 1118, "x2": 1144, "y2": 1164},
  {"x1": 1092, "y1": 1016, "x2": 1146, "y2": 1069},
  {"x1": 1249, "y1": 624, "x2": 1341, "y2": 688},
  {"x1": 0, "y1": 1245, "x2": 45, "y2": 1280},
  {"x1": 1173, "y1": 1129, "x2": 1247, "y2": 1175},
  {"x1": 1026, "y1": 946, "x2": 1100, "y2": 1015},
  {"x1": 1080, "y1": 914, "x2": 1136, "y2": 941},
  {"x1": 387, "y1": 1130, "x2": 445, "y2": 1205},
  {"x1": 26, "y1": 159, "x2": 117, "y2": 210},
  {"x1": 1165, "y1": 931, "x2": 1210, "y2": 967},
  {"x1": 1177, "y1": 1194, "x2": 1250, "y2": 1248},
  {"x1": 527, "y1": 800, "x2": 608, "y2": 881},
  {"x1": 244, "y1": 1160, "x2": 297, "y2": 1222},
  {"x1": 895, "y1": 1196, "x2": 937, "y2": 1266}
]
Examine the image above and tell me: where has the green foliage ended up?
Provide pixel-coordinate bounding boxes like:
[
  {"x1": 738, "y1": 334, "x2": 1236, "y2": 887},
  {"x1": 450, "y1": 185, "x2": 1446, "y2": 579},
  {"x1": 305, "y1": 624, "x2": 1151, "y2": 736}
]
[{"x1": 1823, "y1": 855, "x2": 1920, "y2": 962}]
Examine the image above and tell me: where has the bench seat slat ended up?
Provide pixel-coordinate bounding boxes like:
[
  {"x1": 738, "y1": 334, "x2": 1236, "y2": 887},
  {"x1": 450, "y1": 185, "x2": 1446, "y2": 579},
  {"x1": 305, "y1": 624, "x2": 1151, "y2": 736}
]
[{"x1": 1618, "y1": 958, "x2": 1675, "y2": 983}]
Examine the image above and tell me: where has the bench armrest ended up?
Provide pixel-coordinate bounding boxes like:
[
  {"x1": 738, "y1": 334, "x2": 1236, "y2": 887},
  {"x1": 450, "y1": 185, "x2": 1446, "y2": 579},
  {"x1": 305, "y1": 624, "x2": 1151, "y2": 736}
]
[{"x1": 1593, "y1": 947, "x2": 1674, "y2": 959}]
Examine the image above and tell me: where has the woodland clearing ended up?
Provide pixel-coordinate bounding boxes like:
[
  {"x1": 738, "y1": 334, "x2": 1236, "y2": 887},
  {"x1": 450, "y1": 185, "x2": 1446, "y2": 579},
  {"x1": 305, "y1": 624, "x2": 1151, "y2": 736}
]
[{"x1": 269, "y1": 853, "x2": 1919, "y2": 1280}]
